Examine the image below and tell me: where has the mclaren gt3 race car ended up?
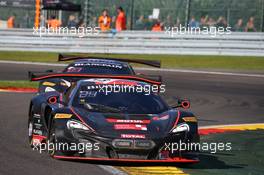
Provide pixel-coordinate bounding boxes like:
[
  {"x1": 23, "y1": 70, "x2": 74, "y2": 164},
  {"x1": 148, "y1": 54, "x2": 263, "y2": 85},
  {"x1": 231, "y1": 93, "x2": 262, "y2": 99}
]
[
  {"x1": 30, "y1": 54, "x2": 161, "y2": 94},
  {"x1": 28, "y1": 73, "x2": 199, "y2": 163}
]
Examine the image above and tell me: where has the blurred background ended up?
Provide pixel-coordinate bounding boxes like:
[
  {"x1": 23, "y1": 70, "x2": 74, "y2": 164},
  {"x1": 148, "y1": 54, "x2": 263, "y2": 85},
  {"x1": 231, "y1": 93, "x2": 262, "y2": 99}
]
[{"x1": 0, "y1": 0, "x2": 263, "y2": 32}]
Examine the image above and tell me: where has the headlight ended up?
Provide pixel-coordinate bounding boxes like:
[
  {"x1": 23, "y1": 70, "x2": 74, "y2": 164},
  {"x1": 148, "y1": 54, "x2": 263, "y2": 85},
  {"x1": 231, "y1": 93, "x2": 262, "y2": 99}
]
[
  {"x1": 172, "y1": 123, "x2": 190, "y2": 133},
  {"x1": 67, "y1": 120, "x2": 90, "y2": 131}
]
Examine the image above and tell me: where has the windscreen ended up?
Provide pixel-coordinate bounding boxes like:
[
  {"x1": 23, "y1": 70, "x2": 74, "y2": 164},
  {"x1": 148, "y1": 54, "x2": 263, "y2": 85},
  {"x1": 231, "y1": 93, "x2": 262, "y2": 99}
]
[{"x1": 72, "y1": 84, "x2": 168, "y2": 114}]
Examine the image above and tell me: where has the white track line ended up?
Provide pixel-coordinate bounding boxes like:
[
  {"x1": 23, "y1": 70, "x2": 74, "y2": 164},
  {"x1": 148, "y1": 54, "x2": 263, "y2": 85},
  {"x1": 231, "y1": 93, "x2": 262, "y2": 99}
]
[{"x1": 0, "y1": 60, "x2": 264, "y2": 78}]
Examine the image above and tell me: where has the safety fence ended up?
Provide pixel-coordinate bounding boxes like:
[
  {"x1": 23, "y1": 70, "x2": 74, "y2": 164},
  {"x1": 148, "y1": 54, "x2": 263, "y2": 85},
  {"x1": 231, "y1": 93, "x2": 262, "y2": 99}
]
[{"x1": 0, "y1": 29, "x2": 263, "y2": 56}]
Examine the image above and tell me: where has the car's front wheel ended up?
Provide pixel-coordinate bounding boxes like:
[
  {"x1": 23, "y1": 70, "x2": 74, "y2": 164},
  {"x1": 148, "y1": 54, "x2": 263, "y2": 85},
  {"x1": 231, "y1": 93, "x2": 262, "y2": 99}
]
[
  {"x1": 48, "y1": 118, "x2": 77, "y2": 157},
  {"x1": 28, "y1": 106, "x2": 34, "y2": 147},
  {"x1": 48, "y1": 119, "x2": 57, "y2": 156}
]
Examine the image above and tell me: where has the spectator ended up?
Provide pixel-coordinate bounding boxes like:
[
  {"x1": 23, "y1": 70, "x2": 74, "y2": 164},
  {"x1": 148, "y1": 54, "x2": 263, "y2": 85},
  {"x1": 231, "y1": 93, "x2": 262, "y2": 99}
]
[
  {"x1": 216, "y1": 16, "x2": 227, "y2": 28},
  {"x1": 145, "y1": 16, "x2": 154, "y2": 30},
  {"x1": 152, "y1": 20, "x2": 163, "y2": 31},
  {"x1": 67, "y1": 15, "x2": 77, "y2": 28},
  {"x1": 200, "y1": 15, "x2": 208, "y2": 28},
  {"x1": 47, "y1": 15, "x2": 61, "y2": 29},
  {"x1": 98, "y1": 9, "x2": 111, "y2": 31},
  {"x1": 111, "y1": 16, "x2": 116, "y2": 29},
  {"x1": 245, "y1": 17, "x2": 256, "y2": 32},
  {"x1": 77, "y1": 16, "x2": 85, "y2": 27},
  {"x1": 21, "y1": 14, "x2": 30, "y2": 28},
  {"x1": 174, "y1": 17, "x2": 181, "y2": 28},
  {"x1": 40, "y1": 14, "x2": 45, "y2": 28},
  {"x1": 189, "y1": 16, "x2": 199, "y2": 28},
  {"x1": 90, "y1": 17, "x2": 97, "y2": 28},
  {"x1": 164, "y1": 15, "x2": 173, "y2": 28},
  {"x1": 7, "y1": 15, "x2": 15, "y2": 28},
  {"x1": 207, "y1": 17, "x2": 216, "y2": 27},
  {"x1": 233, "y1": 18, "x2": 244, "y2": 32},
  {"x1": 115, "y1": 6, "x2": 126, "y2": 31},
  {"x1": 135, "y1": 15, "x2": 145, "y2": 30}
]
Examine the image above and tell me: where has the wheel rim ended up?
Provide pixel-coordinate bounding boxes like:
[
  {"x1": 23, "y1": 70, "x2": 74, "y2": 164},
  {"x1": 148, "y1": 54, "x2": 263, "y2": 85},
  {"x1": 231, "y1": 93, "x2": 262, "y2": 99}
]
[
  {"x1": 48, "y1": 128, "x2": 56, "y2": 156},
  {"x1": 28, "y1": 122, "x2": 33, "y2": 137}
]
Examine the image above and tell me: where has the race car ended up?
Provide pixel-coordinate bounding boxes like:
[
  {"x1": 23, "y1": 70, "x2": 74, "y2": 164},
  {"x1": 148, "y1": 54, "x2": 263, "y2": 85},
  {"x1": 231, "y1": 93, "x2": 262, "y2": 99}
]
[
  {"x1": 30, "y1": 54, "x2": 161, "y2": 93},
  {"x1": 28, "y1": 73, "x2": 199, "y2": 163}
]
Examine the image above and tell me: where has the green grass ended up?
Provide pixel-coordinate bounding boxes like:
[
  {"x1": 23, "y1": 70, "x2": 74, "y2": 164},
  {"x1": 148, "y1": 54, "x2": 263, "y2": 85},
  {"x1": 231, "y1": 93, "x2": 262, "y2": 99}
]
[
  {"x1": 0, "y1": 81, "x2": 38, "y2": 88},
  {"x1": 183, "y1": 130, "x2": 264, "y2": 175},
  {"x1": 0, "y1": 51, "x2": 264, "y2": 71}
]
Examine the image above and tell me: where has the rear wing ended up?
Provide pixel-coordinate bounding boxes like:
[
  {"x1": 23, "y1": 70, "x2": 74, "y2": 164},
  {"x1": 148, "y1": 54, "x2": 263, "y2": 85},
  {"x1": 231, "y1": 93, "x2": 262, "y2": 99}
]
[
  {"x1": 28, "y1": 72, "x2": 162, "y2": 85},
  {"x1": 58, "y1": 54, "x2": 161, "y2": 68}
]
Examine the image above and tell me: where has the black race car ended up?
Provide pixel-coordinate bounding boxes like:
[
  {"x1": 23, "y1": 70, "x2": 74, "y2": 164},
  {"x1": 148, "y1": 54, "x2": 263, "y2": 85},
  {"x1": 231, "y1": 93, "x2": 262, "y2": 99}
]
[
  {"x1": 28, "y1": 73, "x2": 199, "y2": 163},
  {"x1": 31, "y1": 54, "x2": 161, "y2": 93}
]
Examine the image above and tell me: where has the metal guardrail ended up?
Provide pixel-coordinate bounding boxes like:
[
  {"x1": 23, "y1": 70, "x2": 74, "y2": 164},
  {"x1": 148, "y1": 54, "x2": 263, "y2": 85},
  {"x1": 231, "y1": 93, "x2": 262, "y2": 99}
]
[{"x1": 0, "y1": 29, "x2": 263, "y2": 56}]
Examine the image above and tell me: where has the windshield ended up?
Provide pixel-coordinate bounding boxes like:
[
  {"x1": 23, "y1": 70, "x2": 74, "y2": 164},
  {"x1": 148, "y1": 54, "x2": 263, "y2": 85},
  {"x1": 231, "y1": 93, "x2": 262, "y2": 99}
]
[
  {"x1": 63, "y1": 63, "x2": 132, "y2": 75},
  {"x1": 72, "y1": 85, "x2": 168, "y2": 114}
]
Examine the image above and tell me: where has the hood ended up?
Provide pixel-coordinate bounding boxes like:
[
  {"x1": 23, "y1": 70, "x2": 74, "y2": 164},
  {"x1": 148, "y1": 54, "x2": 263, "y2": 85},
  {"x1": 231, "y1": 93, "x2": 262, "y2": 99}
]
[{"x1": 73, "y1": 108, "x2": 179, "y2": 139}]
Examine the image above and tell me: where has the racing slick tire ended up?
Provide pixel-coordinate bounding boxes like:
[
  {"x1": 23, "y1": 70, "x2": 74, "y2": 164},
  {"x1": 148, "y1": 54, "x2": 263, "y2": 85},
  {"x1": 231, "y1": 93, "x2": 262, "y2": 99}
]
[
  {"x1": 48, "y1": 117, "x2": 77, "y2": 157},
  {"x1": 28, "y1": 106, "x2": 34, "y2": 147},
  {"x1": 48, "y1": 118, "x2": 59, "y2": 157}
]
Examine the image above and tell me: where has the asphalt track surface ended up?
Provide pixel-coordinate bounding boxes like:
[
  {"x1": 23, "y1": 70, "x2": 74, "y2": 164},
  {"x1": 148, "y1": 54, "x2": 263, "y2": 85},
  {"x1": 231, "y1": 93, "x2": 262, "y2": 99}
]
[{"x1": 0, "y1": 62, "x2": 263, "y2": 175}]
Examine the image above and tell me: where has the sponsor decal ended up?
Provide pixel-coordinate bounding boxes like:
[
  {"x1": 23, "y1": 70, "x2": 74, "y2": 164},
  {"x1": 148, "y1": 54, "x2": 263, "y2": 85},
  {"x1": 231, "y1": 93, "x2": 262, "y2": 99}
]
[
  {"x1": 114, "y1": 124, "x2": 147, "y2": 131},
  {"x1": 74, "y1": 63, "x2": 123, "y2": 69},
  {"x1": 66, "y1": 67, "x2": 82, "y2": 73},
  {"x1": 42, "y1": 81, "x2": 56, "y2": 86},
  {"x1": 33, "y1": 114, "x2": 41, "y2": 118},
  {"x1": 96, "y1": 79, "x2": 138, "y2": 86},
  {"x1": 32, "y1": 135, "x2": 46, "y2": 145},
  {"x1": 33, "y1": 129, "x2": 43, "y2": 135},
  {"x1": 183, "y1": 117, "x2": 197, "y2": 122},
  {"x1": 121, "y1": 134, "x2": 146, "y2": 139},
  {"x1": 54, "y1": 113, "x2": 72, "y2": 119},
  {"x1": 106, "y1": 118, "x2": 150, "y2": 124}
]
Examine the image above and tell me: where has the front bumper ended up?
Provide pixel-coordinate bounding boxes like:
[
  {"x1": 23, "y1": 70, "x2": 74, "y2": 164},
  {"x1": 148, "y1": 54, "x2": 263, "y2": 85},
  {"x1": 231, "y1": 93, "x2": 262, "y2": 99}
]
[
  {"x1": 53, "y1": 155, "x2": 199, "y2": 163},
  {"x1": 54, "y1": 126, "x2": 200, "y2": 162}
]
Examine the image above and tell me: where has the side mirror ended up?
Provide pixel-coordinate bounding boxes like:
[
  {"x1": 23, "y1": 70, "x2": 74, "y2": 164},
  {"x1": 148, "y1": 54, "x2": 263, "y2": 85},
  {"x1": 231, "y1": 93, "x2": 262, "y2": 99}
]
[
  {"x1": 47, "y1": 96, "x2": 58, "y2": 104},
  {"x1": 171, "y1": 99, "x2": 190, "y2": 109},
  {"x1": 47, "y1": 96, "x2": 66, "y2": 105},
  {"x1": 180, "y1": 99, "x2": 190, "y2": 109}
]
